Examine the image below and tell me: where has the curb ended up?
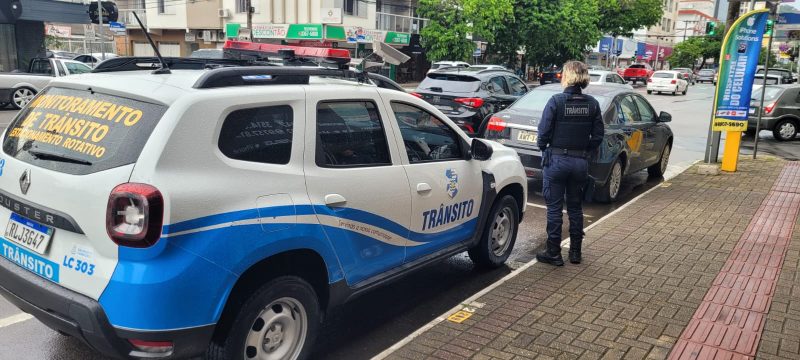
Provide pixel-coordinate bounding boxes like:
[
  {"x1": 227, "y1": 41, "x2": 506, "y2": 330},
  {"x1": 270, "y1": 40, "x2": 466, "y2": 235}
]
[{"x1": 371, "y1": 160, "x2": 702, "y2": 360}]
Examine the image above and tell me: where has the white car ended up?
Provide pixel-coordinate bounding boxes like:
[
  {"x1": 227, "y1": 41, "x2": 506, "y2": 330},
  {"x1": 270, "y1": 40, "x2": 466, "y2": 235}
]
[
  {"x1": 589, "y1": 70, "x2": 633, "y2": 89},
  {"x1": 0, "y1": 65, "x2": 526, "y2": 359},
  {"x1": 470, "y1": 64, "x2": 508, "y2": 71},
  {"x1": 428, "y1": 61, "x2": 471, "y2": 73},
  {"x1": 647, "y1": 70, "x2": 689, "y2": 95},
  {"x1": 0, "y1": 58, "x2": 92, "y2": 109},
  {"x1": 74, "y1": 53, "x2": 119, "y2": 68}
]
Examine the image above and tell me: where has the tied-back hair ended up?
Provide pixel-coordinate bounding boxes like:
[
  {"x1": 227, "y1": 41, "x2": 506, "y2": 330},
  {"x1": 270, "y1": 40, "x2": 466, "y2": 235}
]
[{"x1": 561, "y1": 61, "x2": 590, "y2": 89}]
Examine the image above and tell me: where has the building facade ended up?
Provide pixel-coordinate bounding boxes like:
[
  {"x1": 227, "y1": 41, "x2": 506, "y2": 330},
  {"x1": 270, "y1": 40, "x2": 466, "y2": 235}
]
[
  {"x1": 0, "y1": 0, "x2": 89, "y2": 71},
  {"x1": 676, "y1": 9, "x2": 718, "y2": 44}
]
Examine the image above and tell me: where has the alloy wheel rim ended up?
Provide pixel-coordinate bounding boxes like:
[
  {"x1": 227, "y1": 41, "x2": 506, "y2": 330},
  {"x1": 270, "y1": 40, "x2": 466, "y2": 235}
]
[
  {"x1": 244, "y1": 297, "x2": 307, "y2": 360},
  {"x1": 610, "y1": 163, "x2": 622, "y2": 199},
  {"x1": 780, "y1": 123, "x2": 796, "y2": 139},
  {"x1": 490, "y1": 207, "x2": 514, "y2": 257},
  {"x1": 660, "y1": 147, "x2": 670, "y2": 174},
  {"x1": 13, "y1": 89, "x2": 33, "y2": 107}
]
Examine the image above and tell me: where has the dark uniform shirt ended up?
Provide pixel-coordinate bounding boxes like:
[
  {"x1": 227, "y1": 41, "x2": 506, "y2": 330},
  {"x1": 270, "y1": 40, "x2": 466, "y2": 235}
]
[{"x1": 537, "y1": 86, "x2": 605, "y2": 153}]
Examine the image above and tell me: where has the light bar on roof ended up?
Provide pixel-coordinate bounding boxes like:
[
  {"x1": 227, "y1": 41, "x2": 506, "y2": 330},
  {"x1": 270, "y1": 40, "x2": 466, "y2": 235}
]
[{"x1": 223, "y1": 40, "x2": 351, "y2": 63}]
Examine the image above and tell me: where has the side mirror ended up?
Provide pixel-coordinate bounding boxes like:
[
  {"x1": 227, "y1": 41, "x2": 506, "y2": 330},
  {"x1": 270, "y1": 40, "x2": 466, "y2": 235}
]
[
  {"x1": 471, "y1": 139, "x2": 494, "y2": 161},
  {"x1": 659, "y1": 111, "x2": 672, "y2": 123}
]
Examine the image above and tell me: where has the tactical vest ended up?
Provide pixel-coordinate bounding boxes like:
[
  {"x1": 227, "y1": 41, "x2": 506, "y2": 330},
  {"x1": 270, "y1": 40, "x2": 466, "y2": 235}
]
[{"x1": 549, "y1": 93, "x2": 596, "y2": 151}]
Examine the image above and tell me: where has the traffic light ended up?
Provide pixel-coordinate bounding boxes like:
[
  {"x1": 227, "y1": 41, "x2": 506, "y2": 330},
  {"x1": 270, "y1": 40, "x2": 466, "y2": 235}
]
[
  {"x1": 766, "y1": 19, "x2": 775, "y2": 36},
  {"x1": 88, "y1": 1, "x2": 119, "y2": 24},
  {"x1": 706, "y1": 22, "x2": 717, "y2": 36}
]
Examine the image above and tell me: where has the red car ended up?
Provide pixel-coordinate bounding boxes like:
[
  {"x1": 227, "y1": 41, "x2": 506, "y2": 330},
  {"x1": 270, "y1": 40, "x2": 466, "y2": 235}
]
[{"x1": 622, "y1": 63, "x2": 654, "y2": 85}]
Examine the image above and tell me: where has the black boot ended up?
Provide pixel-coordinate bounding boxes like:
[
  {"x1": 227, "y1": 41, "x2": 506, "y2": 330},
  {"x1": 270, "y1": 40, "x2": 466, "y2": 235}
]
[
  {"x1": 569, "y1": 239, "x2": 582, "y2": 264},
  {"x1": 536, "y1": 239, "x2": 564, "y2": 266}
]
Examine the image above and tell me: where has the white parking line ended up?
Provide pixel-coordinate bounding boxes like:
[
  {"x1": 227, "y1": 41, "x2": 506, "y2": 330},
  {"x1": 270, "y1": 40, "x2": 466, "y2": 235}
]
[
  {"x1": 0, "y1": 313, "x2": 32, "y2": 328},
  {"x1": 371, "y1": 161, "x2": 699, "y2": 360}
]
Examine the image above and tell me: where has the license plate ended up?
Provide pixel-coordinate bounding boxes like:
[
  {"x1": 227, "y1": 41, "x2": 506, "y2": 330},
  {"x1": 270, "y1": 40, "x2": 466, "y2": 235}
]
[
  {"x1": 4, "y1": 213, "x2": 53, "y2": 255},
  {"x1": 435, "y1": 105, "x2": 453, "y2": 111},
  {"x1": 749, "y1": 108, "x2": 756, "y2": 114},
  {"x1": 517, "y1": 130, "x2": 537, "y2": 143}
]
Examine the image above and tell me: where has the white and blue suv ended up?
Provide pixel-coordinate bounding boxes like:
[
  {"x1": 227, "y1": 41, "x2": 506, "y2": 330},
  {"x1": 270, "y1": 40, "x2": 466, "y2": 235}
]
[{"x1": 0, "y1": 65, "x2": 526, "y2": 359}]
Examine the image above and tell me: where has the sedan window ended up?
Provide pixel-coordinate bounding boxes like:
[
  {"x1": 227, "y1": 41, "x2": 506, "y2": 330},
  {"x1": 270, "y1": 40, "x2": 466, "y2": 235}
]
[
  {"x1": 488, "y1": 76, "x2": 510, "y2": 94},
  {"x1": 618, "y1": 96, "x2": 640, "y2": 124},
  {"x1": 632, "y1": 96, "x2": 656, "y2": 123}
]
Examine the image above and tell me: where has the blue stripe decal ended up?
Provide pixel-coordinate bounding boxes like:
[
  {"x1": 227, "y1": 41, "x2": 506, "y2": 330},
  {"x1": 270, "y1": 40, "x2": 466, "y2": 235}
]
[{"x1": 162, "y1": 205, "x2": 315, "y2": 235}]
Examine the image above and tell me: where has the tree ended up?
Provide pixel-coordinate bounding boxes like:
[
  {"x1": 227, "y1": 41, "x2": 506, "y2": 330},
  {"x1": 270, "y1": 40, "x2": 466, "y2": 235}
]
[
  {"x1": 486, "y1": 0, "x2": 601, "y2": 70},
  {"x1": 599, "y1": 0, "x2": 663, "y2": 38},
  {"x1": 418, "y1": 0, "x2": 513, "y2": 62},
  {"x1": 667, "y1": 32, "x2": 723, "y2": 70}
]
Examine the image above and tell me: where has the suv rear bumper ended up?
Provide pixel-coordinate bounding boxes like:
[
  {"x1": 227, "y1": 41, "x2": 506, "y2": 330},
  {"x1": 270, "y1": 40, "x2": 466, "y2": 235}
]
[{"x1": 0, "y1": 256, "x2": 215, "y2": 359}]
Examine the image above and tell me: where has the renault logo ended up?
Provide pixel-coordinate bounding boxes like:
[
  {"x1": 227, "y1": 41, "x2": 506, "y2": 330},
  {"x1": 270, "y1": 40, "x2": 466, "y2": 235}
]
[{"x1": 19, "y1": 170, "x2": 31, "y2": 195}]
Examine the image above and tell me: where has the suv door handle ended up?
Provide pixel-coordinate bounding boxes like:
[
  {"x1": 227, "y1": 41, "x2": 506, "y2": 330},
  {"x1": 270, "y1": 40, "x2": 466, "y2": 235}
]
[
  {"x1": 324, "y1": 194, "x2": 347, "y2": 207},
  {"x1": 416, "y1": 183, "x2": 432, "y2": 193}
]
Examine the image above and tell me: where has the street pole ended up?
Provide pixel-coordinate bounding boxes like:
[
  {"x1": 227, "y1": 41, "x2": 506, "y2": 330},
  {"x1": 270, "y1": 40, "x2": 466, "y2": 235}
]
[
  {"x1": 246, "y1": 0, "x2": 253, "y2": 34},
  {"x1": 683, "y1": 20, "x2": 689, "y2": 42},
  {"x1": 655, "y1": 37, "x2": 661, "y2": 69},
  {"x1": 754, "y1": 14, "x2": 776, "y2": 159},
  {"x1": 749, "y1": 0, "x2": 757, "y2": 12}
]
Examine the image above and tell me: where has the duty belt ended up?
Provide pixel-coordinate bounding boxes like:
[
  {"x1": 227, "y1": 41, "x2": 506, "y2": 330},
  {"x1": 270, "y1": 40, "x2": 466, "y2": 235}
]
[{"x1": 551, "y1": 148, "x2": 588, "y2": 158}]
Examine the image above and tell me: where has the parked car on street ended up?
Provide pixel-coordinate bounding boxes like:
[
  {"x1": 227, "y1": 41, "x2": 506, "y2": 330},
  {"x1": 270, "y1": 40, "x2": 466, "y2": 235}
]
[
  {"x1": 672, "y1": 67, "x2": 696, "y2": 85},
  {"x1": 482, "y1": 84, "x2": 673, "y2": 202},
  {"x1": 622, "y1": 63, "x2": 654, "y2": 85},
  {"x1": 647, "y1": 70, "x2": 689, "y2": 95},
  {"x1": 74, "y1": 53, "x2": 119, "y2": 68},
  {"x1": 757, "y1": 68, "x2": 795, "y2": 84},
  {"x1": 539, "y1": 66, "x2": 562, "y2": 85},
  {"x1": 0, "y1": 63, "x2": 527, "y2": 360},
  {"x1": 748, "y1": 84, "x2": 800, "y2": 141},
  {"x1": 0, "y1": 58, "x2": 91, "y2": 109},
  {"x1": 589, "y1": 70, "x2": 633, "y2": 89},
  {"x1": 428, "y1": 61, "x2": 470, "y2": 73},
  {"x1": 696, "y1": 69, "x2": 717, "y2": 84},
  {"x1": 413, "y1": 68, "x2": 529, "y2": 134},
  {"x1": 189, "y1": 49, "x2": 224, "y2": 59}
]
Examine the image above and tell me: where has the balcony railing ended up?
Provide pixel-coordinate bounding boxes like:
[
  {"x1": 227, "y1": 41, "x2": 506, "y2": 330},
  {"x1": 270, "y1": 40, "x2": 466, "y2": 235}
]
[
  {"x1": 376, "y1": 12, "x2": 427, "y2": 34},
  {"x1": 118, "y1": 9, "x2": 147, "y2": 28}
]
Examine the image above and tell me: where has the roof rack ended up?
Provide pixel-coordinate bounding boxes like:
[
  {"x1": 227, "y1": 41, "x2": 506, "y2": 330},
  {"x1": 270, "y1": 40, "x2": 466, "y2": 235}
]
[
  {"x1": 193, "y1": 67, "x2": 369, "y2": 89},
  {"x1": 92, "y1": 57, "x2": 255, "y2": 73}
]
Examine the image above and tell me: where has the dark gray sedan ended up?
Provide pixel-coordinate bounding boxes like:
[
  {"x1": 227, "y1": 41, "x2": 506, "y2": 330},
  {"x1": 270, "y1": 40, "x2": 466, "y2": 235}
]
[{"x1": 481, "y1": 84, "x2": 674, "y2": 202}]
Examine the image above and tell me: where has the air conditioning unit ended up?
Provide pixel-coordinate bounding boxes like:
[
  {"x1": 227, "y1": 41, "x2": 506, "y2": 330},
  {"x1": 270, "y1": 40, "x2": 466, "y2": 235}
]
[
  {"x1": 204, "y1": 30, "x2": 216, "y2": 42},
  {"x1": 218, "y1": 8, "x2": 230, "y2": 18},
  {"x1": 217, "y1": 31, "x2": 226, "y2": 41}
]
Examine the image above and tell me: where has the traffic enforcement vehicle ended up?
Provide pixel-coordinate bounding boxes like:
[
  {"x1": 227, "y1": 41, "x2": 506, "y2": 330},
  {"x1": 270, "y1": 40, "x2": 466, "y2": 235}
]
[{"x1": 0, "y1": 41, "x2": 527, "y2": 359}]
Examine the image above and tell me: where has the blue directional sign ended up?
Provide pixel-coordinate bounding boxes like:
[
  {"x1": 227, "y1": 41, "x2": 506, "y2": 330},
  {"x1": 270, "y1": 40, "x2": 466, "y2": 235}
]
[{"x1": 108, "y1": 21, "x2": 125, "y2": 30}]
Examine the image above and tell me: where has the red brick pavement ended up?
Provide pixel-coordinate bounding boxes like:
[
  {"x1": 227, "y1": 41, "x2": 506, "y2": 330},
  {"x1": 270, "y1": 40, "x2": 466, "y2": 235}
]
[{"x1": 669, "y1": 163, "x2": 800, "y2": 360}]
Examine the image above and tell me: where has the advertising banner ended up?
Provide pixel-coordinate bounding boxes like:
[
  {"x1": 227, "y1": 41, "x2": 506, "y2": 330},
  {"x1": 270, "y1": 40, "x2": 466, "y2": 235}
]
[
  {"x1": 252, "y1": 24, "x2": 289, "y2": 39},
  {"x1": 712, "y1": 11, "x2": 768, "y2": 131}
]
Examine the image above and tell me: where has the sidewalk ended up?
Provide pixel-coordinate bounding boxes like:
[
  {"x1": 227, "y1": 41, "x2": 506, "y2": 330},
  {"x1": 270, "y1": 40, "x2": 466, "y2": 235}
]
[{"x1": 378, "y1": 158, "x2": 800, "y2": 360}]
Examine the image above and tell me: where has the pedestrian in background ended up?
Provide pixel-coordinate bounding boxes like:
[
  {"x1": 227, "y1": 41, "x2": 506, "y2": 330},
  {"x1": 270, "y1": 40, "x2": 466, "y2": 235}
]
[{"x1": 535, "y1": 61, "x2": 604, "y2": 266}]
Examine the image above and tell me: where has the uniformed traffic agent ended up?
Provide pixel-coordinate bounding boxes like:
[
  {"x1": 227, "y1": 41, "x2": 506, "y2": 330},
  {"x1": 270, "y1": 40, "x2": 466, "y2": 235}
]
[{"x1": 536, "y1": 61, "x2": 604, "y2": 266}]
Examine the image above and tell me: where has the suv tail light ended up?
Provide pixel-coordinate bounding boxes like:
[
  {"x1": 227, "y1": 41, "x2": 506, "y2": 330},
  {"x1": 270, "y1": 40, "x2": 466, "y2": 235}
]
[
  {"x1": 486, "y1": 116, "x2": 507, "y2": 132},
  {"x1": 765, "y1": 101, "x2": 777, "y2": 115},
  {"x1": 410, "y1": 92, "x2": 423, "y2": 99},
  {"x1": 670, "y1": 79, "x2": 677, "y2": 84},
  {"x1": 454, "y1": 97, "x2": 484, "y2": 108},
  {"x1": 556, "y1": 73, "x2": 562, "y2": 79},
  {"x1": 107, "y1": 183, "x2": 164, "y2": 248}
]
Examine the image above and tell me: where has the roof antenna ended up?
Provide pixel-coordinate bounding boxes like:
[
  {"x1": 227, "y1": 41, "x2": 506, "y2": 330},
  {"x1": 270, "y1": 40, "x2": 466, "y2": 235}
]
[{"x1": 132, "y1": 12, "x2": 170, "y2": 74}]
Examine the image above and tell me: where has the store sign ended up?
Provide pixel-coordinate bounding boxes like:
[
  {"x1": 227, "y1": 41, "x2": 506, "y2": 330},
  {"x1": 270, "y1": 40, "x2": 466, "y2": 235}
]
[
  {"x1": 385, "y1": 31, "x2": 410, "y2": 45},
  {"x1": 345, "y1": 26, "x2": 385, "y2": 43},
  {"x1": 287, "y1": 24, "x2": 324, "y2": 39},
  {"x1": 321, "y1": 8, "x2": 342, "y2": 24},
  {"x1": 46, "y1": 25, "x2": 72, "y2": 38},
  {"x1": 252, "y1": 24, "x2": 289, "y2": 39}
]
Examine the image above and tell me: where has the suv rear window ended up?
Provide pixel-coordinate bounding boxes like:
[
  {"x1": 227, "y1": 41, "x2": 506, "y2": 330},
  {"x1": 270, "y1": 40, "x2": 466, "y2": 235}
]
[
  {"x1": 3, "y1": 87, "x2": 166, "y2": 175},
  {"x1": 418, "y1": 74, "x2": 481, "y2": 94},
  {"x1": 218, "y1": 105, "x2": 293, "y2": 164}
]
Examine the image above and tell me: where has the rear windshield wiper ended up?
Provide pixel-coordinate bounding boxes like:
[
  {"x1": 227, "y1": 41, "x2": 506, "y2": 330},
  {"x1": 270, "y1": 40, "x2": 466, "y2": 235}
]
[{"x1": 27, "y1": 149, "x2": 93, "y2": 166}]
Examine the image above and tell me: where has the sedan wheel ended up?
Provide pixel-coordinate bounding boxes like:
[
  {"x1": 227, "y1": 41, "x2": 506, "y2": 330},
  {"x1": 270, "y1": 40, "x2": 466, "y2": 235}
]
[
  {"x1": 648, "y1": 144, "x2": 671, "y2": 178},
  {"x1": 596, "y1": 160, "x2": 623, "y2": 203},
  {"x1": 11, "y1": 87, "x2": 35, "y2": 110},
  {"x1": 773, "y1": 120, "x2": 798, "y2": 141}
]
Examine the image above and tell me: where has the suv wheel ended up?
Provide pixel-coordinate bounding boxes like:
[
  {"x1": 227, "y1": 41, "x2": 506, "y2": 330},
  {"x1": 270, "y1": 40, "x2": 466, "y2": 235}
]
[
  {"x1": 648, "y1": 144, "x2": 671, "y2": 178},
  {"x1": 468, "y1": 195, "x2": 519, "y2": 268},
  {"x1": 773, "y1": 119, "x2": 798, "y2": 141},
  {"x1": 596, "y1": 159, "x2": 623, "y2": 203},
  {"x1": 209, "y1": 276, "x2": 320, "y2": 360}
]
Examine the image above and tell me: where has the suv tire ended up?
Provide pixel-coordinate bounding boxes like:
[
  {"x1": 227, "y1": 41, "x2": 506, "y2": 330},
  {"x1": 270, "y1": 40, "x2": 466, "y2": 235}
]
[
  {"x1": 468, "y1": 195, "x2": 519, "y2": 268},
  {"x1": 596, "y1": 159, "x2": 623, "y2": 203},
  {"x1": 209, "y1": 276, "x2": 321, "y2": 360},
  {"x1": 773, "y1": 119, "x2": 798, "y2": 141}
]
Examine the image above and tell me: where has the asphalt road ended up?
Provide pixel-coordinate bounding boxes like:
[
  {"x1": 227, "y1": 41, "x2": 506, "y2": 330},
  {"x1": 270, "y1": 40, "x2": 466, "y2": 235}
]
[{"x1": 0, "y1": 83, "x2": 795, "y2": 360}]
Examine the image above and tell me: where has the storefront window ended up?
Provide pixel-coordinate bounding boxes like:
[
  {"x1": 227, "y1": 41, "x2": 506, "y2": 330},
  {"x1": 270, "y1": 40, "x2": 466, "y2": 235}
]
[{"x1": 0, "y1": 24, "x2": 17, "y2": 72}]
